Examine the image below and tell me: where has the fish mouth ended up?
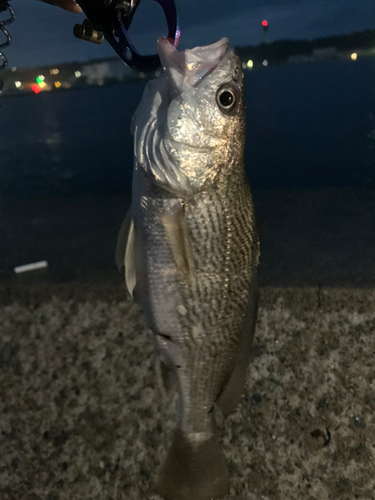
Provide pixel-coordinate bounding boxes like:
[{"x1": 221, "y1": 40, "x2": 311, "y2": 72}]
[{"x1": 158, "y1": 37, "x2": 229, "y2": 90}]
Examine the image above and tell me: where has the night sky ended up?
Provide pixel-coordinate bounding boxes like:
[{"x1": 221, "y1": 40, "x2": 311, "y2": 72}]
[{"x1": 4, "y1": 0, "x2": 375, "y2": 68}]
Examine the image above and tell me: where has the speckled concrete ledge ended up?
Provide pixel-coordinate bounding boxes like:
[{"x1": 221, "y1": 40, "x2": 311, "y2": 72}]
[{"x1": 0, "y1": 285, "x2": 374, "y2": 500}]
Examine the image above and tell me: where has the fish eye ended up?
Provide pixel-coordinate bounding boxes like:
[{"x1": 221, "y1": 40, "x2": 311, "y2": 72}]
[{"x1": 216, "y1": 85, "x2": 237, "y2": 114}]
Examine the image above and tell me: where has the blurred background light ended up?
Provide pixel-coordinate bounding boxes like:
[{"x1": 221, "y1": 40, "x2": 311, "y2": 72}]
[{"x1": 31, "y1": 83, "x2": 41, "y2": 94}]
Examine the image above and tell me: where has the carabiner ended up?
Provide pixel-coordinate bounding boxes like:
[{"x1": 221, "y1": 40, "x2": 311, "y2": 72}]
[
  {"x1": 74, "y1": 0, "x2": 180, "y2": 73},
  {"x1": 0, "y1": 1, "x2": 15, "y2": 71}
]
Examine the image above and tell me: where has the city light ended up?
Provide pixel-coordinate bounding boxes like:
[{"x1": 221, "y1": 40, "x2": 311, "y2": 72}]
[
  {"x1": 36, "y1": 75, "x2": 45, "y2": 84},
  {"x1": 38, "y1": 81, "x2": 47, "y2": 89},
  {"x1": 31, "y1": 84, "x2": 41, "y2": 94},
  {"x1": 263, "y1": 59, "x2": 269, "y2": 66},
  {"x1": 14, "y1": 81, "x2": 21, "y2": 88},
  {"x1": 351, "y1": 52, "x2": 358, "y2": 60},
  {"x1": 11, "y1": 66, "x2": 17, "y2": 72},
  {"x1": 246, "y1": 59, "x2": 254, "y2": 69},
  {"x1": 262, "y1": 20, "x2": 268, "y2": 27},
  {"x1": 75, "y1": 71, "x2": 81, "y2": 77},
  {"x1": 50, "y1": 68, "x2": 59, "y2": 75},
  {"x1": 54, "y1": 81, "x2": 61, "y2": 88}
]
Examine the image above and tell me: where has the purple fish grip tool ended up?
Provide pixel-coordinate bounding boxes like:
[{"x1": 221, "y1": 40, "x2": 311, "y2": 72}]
[{"x1": 74, "y1": 0, "x2": 180, "y2": 72}]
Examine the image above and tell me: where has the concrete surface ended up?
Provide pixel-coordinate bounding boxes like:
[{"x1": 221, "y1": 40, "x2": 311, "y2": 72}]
[{"x1": 0, "y1": 285, "x2": 374, "y2": 500}]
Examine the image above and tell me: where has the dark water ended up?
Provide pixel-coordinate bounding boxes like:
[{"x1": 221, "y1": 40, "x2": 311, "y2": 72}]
[
  {"x1": 0, "y1": 58, "x2": 374, "y2": 201},
  {"x1": 1, "y1": 58, "x2": 375, "y2": 287}
]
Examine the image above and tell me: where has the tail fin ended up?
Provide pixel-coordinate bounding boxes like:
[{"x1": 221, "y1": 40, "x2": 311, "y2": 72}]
[{"x1": 156, "y1": 428, "x2": 229, "y2": 500}]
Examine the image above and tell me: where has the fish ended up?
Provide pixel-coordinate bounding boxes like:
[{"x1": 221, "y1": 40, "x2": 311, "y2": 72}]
[{"x1": 116, "y1": 36, "x2": 260, "y2": 500}]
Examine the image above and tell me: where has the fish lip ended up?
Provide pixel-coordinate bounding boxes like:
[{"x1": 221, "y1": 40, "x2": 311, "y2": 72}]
[
  {"x1": 158, "y1": 36, "x2": 186, "y2": 73},
  {"x1": 158, "y1": 36, "x2": 229, "y2": 89}
]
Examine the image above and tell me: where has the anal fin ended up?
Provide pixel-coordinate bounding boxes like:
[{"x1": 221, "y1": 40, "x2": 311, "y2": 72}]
[{"x1": 156, "y1": 359, "x2": 177, "y2": 395}]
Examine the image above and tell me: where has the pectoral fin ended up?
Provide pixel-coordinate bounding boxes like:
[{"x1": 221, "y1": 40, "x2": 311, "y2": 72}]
[
  {"x1": 115, "y1": 209, "x2": 137, "y2": 298},
  {"x1": 115, "y1": 210, "x2": 131, "y2": 271},
  {"x1": 162, "y1": 204, "x2": 194, "y2": 283}
]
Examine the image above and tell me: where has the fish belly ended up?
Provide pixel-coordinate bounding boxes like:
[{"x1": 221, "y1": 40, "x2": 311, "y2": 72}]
[{"x1": 132, "y1": 168, "x2": 258, "y2": 435}]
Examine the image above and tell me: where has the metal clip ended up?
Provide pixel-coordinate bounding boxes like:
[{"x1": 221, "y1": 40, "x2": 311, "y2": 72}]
[
  {"x1": 74, "y1": 0, "x2": 180, "y2": 72},
  {"x1": 0, "y1": 1, "x2": 15, "y2": 70},
  {"x1": 73, "y1": 17, "x2": 104, "y2": 44},
  {"x1": 0, "y1": 0, "x2": 15, "y2": 100}
]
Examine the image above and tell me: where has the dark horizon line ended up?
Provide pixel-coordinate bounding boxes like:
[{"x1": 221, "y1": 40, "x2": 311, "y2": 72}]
[{"x1": 3, "y1": 27, "x2": 374, "y2": 72}]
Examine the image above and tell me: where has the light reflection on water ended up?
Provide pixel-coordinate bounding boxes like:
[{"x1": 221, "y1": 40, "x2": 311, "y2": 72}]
[{"x1": 0, "y1": 57, "x2": 374, "y2": 201}]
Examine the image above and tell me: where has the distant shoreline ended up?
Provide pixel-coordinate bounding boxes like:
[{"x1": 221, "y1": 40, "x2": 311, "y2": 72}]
[{"x1": 1, "y1": 28, "x2": 374, "y2": 97}]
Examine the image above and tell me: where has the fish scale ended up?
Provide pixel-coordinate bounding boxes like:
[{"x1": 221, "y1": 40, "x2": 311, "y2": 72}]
[
  {"x1": 133, "y1": 164, "x2": 256, "y2": 440},
  {"x1": 120, "y1": 37, "x2": 260, "y2": 500}
]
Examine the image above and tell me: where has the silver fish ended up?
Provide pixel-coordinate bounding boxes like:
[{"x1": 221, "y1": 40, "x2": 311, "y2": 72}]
[{"x1": 117, "y1": 37, "x2": 260, "y2": 500}]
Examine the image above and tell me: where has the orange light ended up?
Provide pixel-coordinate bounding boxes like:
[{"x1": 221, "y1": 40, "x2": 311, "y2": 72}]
[
  {"x1": 31, "y1": 83, "x2": 41, "y2": 94},
  {"x1": 262, "y1": 20, "x2": 268, "y2": 27}
]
